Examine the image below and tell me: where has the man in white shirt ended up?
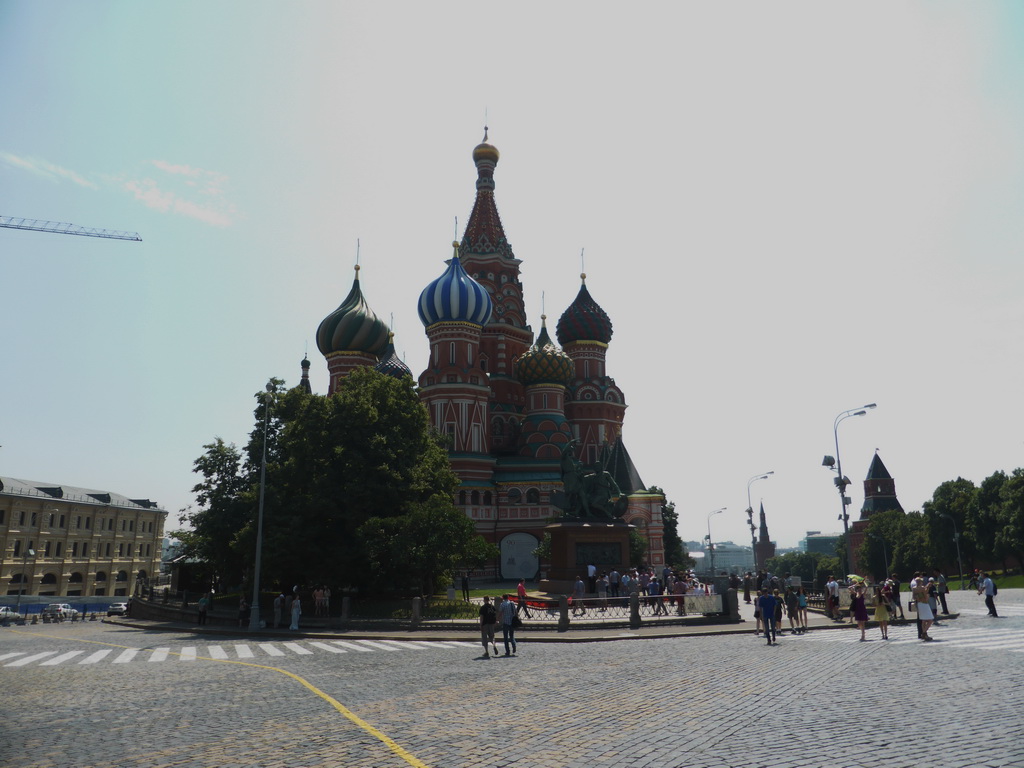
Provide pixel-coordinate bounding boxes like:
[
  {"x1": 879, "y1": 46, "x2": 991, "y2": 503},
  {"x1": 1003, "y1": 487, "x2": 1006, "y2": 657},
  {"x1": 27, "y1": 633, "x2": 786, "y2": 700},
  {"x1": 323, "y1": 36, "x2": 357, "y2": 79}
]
[
  {"x1": 826, "y1": 576, "x2": 840, "y2": 621},
  {"x1": 977, "y1": 572, "x2": 998, "y2": 617}
]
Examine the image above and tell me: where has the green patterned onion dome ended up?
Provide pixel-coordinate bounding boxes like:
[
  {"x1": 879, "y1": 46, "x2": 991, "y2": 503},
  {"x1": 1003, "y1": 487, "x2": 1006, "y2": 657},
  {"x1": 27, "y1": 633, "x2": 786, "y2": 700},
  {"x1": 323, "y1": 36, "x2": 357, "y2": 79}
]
[
  {"x1": 515, "y1": 319, "x2": 573, "y2": 386},
  {"x1": 316, "y1": 265, "x2": 390, "y2": 357},
  {"x1": 556, "y1": 273, "x2": 613, "y2": 345}
]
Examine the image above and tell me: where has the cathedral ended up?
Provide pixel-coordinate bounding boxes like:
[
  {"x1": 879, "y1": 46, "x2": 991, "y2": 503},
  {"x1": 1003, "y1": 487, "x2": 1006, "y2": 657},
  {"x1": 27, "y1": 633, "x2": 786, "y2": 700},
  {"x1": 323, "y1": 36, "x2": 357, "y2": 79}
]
[{"x1": 314, "y1": 131, "x2": 665, "y2": 580}]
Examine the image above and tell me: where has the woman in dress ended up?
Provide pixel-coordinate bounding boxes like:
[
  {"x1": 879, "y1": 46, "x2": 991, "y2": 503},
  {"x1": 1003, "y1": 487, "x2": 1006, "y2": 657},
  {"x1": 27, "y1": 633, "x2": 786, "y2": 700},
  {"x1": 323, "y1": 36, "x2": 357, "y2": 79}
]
[
  {"x1": 289, "y1": 594, "x2": 301, "y2": 631},
  {"x1": 873, "y1": 585, "x2": 890, "y2": 640},
  {"x1": 850, "y1": 583, "x2": 870, "y2": 641}
]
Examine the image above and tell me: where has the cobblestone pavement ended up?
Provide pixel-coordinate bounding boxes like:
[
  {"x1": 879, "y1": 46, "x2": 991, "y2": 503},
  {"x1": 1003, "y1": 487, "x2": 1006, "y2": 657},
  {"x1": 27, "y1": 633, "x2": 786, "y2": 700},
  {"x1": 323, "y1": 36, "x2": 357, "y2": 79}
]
[{"x1": 2, "y1": 589, "x2": 1022, "y2": 768}]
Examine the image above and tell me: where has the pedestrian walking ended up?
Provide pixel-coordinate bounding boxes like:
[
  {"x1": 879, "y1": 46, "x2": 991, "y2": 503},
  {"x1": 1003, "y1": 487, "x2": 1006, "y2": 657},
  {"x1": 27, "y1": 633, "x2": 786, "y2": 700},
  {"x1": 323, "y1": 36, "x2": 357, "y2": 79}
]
[
  {"x1": 290, "y1": 595, "x2": 301, "y2": 630},
  {"x1": 873, "y1": 585, "x2": 890, "y2": 640},
  {"x1": 911, "y1": 573, "x2": 934, "y2": 640},
  {"x1": 784, "y1": 587, "x2": 800, "y2": 634},
  {"x1": 608, "y1": 568, "x2": 621, "y2": 598},
  {"x1": 797, "y1": 586, "x2": 809, "y2": 632},
  {"x1": 977, "y1": 571, "x2": 998, "y2": 617},
  {"x1": 850, "y1": 583, "x2": 869, "y2": 641},
  {"x1": 596, "y1": 572, "x2": 609, "y2": 612},
  {"x1": 516, "y1": 578, "x2": 532, "y2": 619},
  {"x1": 572, "y1": 575, "x2": 587, "y2": 616},
  {"x1": 479, "y1": 596, "x2": 499, "y2": 658},
  {"x1": 743, "y1": 572, "x2": 752, "y2": 604},
  {"x1": 758, "y1": 589, "x2": 778, "y2": 645},
  {"x1": 826, "y1": 575, "x2": 841, "y2": 621},
  {"x1": 273, "y1": 593, "x2": 284, "y2": 628},
  {"x1": 197, "y1": 594, "x2": 210, "y2": 625},
  {"x1": 887, "y1": 573, "x2": 906, "y2": 620},
  {"x1": 238, "y1": 597, "x2": 250, "y2": 628},
  {"x1": 498, "y1": 594, "x2": 518, "y2": 656},
  {"x1": 932, "y1": 569, "x2": 950, "y2": 614}
]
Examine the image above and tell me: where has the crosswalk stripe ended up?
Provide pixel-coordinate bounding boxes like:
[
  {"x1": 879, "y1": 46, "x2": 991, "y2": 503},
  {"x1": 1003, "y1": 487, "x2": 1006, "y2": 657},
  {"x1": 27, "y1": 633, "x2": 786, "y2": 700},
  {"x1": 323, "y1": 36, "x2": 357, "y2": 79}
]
[
  {"x1": 435, "y1": 640, "x2": 476, "y2": 648},
  {"x1": 80, "y1": 649, "x2": 113, "y2": 664},
  {"x1": 308, "y1": 641, "x2": 347, "y2": 654},
  {"x1": 7, "y1": 651, "x2": 58, "y2": 667},
  {"x1": 352, "y1": 639, "x2": 401, "y2": 651},
  {"x1": 206, "y1": 645, "x2": 228, "y2": 659},
  {"x1": 376, "y1": 639, "x2": 427, "y2": 650},
  {"x1": 257, "y1": 643, "x2": 285, "y2": 656},
  {"x1": 234, "y1": 644, "x2": 254, "y2": 658},
  {"x1": 0, "y1": 652, "x2": 27, "y2": 662},
  {"x1": 281, "y1": 642, "x2": 313, "y2": 655},
  {"x1": 41, "y1": 651, "x2": 85, "y2": 666},
  {"x1": 149, "y1": 648, "x2": 170, "y2": 662},
  {"x1": 113, "y1": 649, "x2": 138, "y2": 663},
  {"x1": 331, "y1": 640, "x2": 373, "y2": 652},
  {"x1": 180, "y1": 646, "x2": 197, "y2": 661}
]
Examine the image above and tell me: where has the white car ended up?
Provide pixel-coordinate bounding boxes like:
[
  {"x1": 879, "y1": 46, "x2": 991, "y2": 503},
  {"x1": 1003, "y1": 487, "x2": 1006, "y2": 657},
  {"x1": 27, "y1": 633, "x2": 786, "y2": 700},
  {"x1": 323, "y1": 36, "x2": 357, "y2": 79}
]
[
  {"x1": 0, "y1": 606, "x2": 24, "y2": 622},
  {"x1": 107, "y1": 602, "x2": 129, "y2": 616},
  {"x1": 41, "y1": 603, "x2": 80, "y2": 620}
]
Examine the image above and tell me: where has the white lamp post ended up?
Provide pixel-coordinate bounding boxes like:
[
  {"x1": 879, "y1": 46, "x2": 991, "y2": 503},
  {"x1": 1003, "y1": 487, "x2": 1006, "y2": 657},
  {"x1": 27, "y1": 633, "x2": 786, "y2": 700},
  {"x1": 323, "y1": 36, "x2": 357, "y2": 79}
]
[
  {"x1": 706, "y1": 508, "x2": 726, "y2": 576},
  {"x1": 823, "y1": 403, "x2": 876, "y2": 576},
  {"x1": 746, "y1": 472, "x2": 774, "y2": 570}
]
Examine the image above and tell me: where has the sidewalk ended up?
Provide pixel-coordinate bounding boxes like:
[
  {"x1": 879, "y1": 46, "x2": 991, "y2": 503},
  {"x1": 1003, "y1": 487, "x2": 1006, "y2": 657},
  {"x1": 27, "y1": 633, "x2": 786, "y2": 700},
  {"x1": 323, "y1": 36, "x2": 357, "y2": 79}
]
[{"x1": 104, "y1": 597, "x2": 933, "y2": 643}]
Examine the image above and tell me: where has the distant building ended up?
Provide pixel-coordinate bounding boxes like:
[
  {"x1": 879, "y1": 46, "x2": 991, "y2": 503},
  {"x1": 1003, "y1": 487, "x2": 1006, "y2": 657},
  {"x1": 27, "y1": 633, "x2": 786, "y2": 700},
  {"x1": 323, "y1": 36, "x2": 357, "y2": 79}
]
[
  {"x1": 706, "y1": 541, "x2": 754, "y2": 574},
  {"x1": 754, "y1": 502, "x2": 777, "y2": 569},
  {"x1": 0, "y1": 477, "x2": 166, "y2": 598},
  {"x1": 800, "y1": 531, "x2": 842, "y2": 556},
  {"x1": 849, "y1": 452, "x2": 904, "y2": 575}
]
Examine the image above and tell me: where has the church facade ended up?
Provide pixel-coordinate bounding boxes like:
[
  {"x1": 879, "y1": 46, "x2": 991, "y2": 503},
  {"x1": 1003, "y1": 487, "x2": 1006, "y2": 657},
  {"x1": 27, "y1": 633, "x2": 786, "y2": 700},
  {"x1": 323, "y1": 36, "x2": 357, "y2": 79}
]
[{"x1": 315, "y1": 132, "x2": 665, "y2": 579}]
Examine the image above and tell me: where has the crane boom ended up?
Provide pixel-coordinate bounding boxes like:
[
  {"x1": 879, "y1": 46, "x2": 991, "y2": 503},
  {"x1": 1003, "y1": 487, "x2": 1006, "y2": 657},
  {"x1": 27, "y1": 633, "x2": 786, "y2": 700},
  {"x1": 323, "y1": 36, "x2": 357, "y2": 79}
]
[{"x1": 0, "y1": 216, "x2": 141, "y2": 242}]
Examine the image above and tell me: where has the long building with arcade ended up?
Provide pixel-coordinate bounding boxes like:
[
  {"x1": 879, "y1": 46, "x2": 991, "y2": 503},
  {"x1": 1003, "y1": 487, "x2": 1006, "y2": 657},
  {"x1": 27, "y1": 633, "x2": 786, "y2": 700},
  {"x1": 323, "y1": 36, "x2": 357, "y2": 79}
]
[{"x1": 314, "y1": 132, "x2": 665, "y2": 580}]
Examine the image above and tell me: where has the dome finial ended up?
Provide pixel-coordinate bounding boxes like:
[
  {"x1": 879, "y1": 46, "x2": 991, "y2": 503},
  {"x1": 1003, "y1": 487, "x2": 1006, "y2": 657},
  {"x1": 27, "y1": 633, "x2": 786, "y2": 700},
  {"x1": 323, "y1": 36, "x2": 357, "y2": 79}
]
[{"x1": 452, "y1": 240, "x2": 460, "y2": 258}]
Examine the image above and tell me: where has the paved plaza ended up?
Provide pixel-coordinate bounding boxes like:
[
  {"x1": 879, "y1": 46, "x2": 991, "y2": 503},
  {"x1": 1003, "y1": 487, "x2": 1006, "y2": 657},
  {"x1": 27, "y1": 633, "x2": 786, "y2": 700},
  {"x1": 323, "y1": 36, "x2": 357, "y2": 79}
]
[{"x1": 2, "y1": 589, "x2": 1022, "y2": 768}]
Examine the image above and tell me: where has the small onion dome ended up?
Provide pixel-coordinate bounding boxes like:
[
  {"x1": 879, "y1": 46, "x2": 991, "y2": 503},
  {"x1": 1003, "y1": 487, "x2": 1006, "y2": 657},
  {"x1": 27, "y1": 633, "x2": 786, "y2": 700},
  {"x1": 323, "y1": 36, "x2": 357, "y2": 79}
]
[
  {"x1": 373, "y1": 333, "x2": 412, "y2": 379},
  {"x1": 472, "y1": 126, "x2": 500, "y2": 164},
  {"x1": 514, "y1": 317, "x2": 573, "y2": 387},
  {"x1": 418, "y1": 242, "x2": 493, "y2": 328},
  {"x1": 556, "y1": 273, "x2": 613, "y2": 345},
  {"x1": 315, "y1": 265, "x2": 390, "y2": 356}
]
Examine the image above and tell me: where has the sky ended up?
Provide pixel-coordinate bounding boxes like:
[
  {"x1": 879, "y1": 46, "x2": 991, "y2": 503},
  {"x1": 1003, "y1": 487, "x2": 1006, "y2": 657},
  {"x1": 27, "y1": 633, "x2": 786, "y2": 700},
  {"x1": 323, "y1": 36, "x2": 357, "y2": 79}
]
[{"x1": 2, "y1": 2, "x2": 1024, "y2": 549}]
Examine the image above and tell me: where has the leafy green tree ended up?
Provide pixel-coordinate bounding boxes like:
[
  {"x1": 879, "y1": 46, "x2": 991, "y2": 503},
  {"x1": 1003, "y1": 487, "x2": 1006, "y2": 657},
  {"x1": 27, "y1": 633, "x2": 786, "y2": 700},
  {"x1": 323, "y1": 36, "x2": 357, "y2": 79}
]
[
  {"x1": 764, "y1": 551, "x2": 821, "y2": 586},
  {"x1": 179, "y1": 367, "x2": 484, "y2": 596},
  {"x1": 972, "y1": 471, "x2": 1006, "y2": 569},
  {"x1": 995, "y1": 468, "x2": 1024, "y2": 571},
  {"x1": 629, "y1": 529, "x2": 648, "y2": 567},
  {"x1": 922, "y1": 478, "x2": 977, "y2": 576},
  {"x1": 359, "y1": 495, "x2": 498, "y2": 596}
]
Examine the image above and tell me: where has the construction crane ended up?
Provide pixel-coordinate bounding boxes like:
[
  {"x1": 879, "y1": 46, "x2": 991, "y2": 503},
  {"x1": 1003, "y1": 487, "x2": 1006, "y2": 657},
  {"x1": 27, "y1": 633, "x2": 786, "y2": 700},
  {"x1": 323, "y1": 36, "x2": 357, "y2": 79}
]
[{"x1": 0, "y1": 216, "x2": 141, "y2": 242}]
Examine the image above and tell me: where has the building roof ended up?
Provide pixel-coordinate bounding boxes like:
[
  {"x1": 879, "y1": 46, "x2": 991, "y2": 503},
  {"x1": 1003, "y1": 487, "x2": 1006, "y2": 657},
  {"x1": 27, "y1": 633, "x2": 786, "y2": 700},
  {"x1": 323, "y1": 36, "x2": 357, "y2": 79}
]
[
  {"x1": 316, "y1": 265, "x2": 390, "y2": 357},
  {"x1": 460, "y1": 128, "x2": 514, "y2": 261},
  {"x1": 556, "y1": 275, "x2": 613, "y2": 345},
  {"x1": 864, "y1": 452, "x2": 893, "y2": 480},
  {"x1": 0, "y1": 476, "x2": 166, "y2": 513},
  {"x1": 605, "y1": 436, "x2": 646, "y2": 496}
]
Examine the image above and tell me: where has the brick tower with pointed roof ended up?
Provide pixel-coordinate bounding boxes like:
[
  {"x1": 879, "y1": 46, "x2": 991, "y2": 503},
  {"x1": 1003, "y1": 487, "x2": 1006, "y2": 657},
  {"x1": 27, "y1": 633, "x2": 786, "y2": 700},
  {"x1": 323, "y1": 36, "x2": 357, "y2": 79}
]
[{"x1": 849, "y1": 452, "x2": 904, "y2": 575}]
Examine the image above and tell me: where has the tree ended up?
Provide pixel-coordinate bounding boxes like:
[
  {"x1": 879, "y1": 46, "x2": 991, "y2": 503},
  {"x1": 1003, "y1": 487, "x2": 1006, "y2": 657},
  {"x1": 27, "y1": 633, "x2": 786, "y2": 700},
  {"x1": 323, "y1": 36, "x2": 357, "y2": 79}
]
[
  {"x1": 629, "y1": 529, "x2": 648, "y2": 568},
  {"x1": 764, "y1": 551, "x2": 822, "y2": 587},
  {"x1": 922, "y1": 478, "x2": 977, "y2": 575},
  {"x1": 179, "y1": 367, "x2": 483, "y2": 595},
  {"x1": 359, "y1": 495, "x2": 498, "y2": 597},
  {"x1": 995, "y1": 468, "x2": 1024, "y2": 571}
]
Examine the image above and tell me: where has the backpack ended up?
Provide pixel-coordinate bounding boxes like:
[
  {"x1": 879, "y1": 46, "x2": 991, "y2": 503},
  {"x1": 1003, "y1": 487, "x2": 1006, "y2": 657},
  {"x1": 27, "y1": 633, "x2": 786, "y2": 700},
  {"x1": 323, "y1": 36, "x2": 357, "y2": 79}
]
[{"x1": 991, "y1": 580, "x2": 998, "y2": 596}]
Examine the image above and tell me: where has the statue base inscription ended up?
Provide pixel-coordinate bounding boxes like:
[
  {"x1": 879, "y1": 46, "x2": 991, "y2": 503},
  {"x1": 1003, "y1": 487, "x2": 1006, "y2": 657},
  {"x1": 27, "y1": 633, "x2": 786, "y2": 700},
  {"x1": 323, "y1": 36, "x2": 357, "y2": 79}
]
[{"x1": 538, "y1": 520, "x2": 632, "y2": 596}]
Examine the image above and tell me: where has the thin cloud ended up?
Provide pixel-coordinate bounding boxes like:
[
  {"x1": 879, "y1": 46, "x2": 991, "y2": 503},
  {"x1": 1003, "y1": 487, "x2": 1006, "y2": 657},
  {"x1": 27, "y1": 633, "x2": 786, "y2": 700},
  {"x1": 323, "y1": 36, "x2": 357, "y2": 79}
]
[
  {"x1": 122, "y1": 160, "x2": 237, "y2": 227},
  {"x1": 0, "y1": 151, "x2": 98, "y2": 189}
]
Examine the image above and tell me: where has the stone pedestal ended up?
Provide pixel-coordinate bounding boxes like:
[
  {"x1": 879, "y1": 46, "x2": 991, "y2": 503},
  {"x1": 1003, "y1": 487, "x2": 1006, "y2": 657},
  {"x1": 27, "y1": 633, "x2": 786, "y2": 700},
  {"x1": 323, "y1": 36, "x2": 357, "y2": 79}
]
[{"x1": 538, "y1": 520, "x2": 632, "y2": 596}]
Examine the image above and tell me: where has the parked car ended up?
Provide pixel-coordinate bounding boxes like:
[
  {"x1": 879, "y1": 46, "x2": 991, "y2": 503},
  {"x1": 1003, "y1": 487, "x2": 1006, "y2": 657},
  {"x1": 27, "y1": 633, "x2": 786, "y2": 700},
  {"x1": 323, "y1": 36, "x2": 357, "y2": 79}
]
[
  {"x1": 107, "y1": 602, "x2": 129, "y2": 616},
  {"x1": 41, "y1": 603, "x2": 79, "y2": 620},
  {"x1": 0, "y1": 606, "x2": 24, "y2": 622}
]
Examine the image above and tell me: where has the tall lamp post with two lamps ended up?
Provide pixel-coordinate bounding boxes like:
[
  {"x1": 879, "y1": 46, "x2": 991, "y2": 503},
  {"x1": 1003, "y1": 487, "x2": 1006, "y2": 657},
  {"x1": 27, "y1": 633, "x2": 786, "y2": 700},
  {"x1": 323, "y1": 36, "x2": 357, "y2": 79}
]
[
  {"x1": 745, "y1": 471, "x2": 774, "y2": 572},
  {"x1": 248, "y1": 381, "x2": 275, "y2": 632},
  {"x1": 822, "y1": 403, "x2": 876, "y2": 577},
  {"x1": 939, "y1": 513, "x2": 965, "y2": 590}
]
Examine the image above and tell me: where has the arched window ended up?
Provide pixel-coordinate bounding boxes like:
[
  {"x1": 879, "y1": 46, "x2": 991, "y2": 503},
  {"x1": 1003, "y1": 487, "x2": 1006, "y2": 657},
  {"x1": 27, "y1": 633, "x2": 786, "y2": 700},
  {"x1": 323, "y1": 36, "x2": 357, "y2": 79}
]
[
  {"x1": 507, "y1": 488, "x2": 522, "y2": 504},
  {"x1": 9, "y1": 573, "x2": 26, "y2": 584},
  {"x1": 137, "y1": 570, "x2": 148, "y2": 582},
  {"x1": 116, "y1": 570, "x2": 128, "y2": 583},
  {"x1": 41, "y1": 573, "x2": 57, "y2": 584},
  {"x1": 69, "y1": 572, "x2": 84, "y2": 583},
  {"x1": 95, "y1": 571, "x2": 107, "y2": 582},
  {"x1": 526, "y1": 488, "x2": 540, "y2": 504},
  {"x1": 458, "y1": 490, "x2": 467, "y2": 506},
  {"x1": 483, "y1": 491, "x2": 492, "y2": 505},
  {"x1": 471, "y1": 490, "x2": 481, "y2": 505}
]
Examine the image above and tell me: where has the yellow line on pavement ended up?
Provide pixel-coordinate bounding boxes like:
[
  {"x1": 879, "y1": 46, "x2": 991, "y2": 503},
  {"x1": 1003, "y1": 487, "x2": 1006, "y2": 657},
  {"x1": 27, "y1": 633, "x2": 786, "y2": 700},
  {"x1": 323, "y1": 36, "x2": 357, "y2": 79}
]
[{"x1": 10, "y1": 629, "x2": 431, "y2": 768}]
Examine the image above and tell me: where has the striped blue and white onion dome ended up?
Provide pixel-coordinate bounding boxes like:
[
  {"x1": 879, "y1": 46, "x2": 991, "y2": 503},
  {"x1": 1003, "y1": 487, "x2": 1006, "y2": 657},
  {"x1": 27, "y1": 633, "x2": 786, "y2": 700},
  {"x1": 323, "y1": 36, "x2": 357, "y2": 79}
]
[{"x1": 418, "y1": 241, "x2": 493, "y2": 328}]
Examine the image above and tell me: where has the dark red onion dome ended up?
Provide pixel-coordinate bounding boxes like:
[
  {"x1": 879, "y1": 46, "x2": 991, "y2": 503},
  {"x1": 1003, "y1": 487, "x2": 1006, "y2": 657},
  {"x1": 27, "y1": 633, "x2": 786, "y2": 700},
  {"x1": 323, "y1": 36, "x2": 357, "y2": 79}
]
[
  {"x1": 316, "y1": 265, "x2": 390, "y2": 357},
  {"x1": 556, "y1": 273, "x2": 613, "y2": 345},
  {"x1": 514, "y1": 316, "x2": 573, "y2": 387},
  {"x1": 373, "y1": 332, "x2": 412, "y2": 379}
]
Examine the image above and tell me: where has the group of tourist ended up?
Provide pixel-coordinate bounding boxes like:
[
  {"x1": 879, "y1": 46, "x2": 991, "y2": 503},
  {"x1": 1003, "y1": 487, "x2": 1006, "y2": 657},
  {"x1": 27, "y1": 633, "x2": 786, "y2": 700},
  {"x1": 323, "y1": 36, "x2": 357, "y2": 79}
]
[
  {"x1": 478, "y1": 593, "x2": 520, "y2": 658},
  {"x1": 753, "y1": 583, "x2": 810, "y2": 645}
]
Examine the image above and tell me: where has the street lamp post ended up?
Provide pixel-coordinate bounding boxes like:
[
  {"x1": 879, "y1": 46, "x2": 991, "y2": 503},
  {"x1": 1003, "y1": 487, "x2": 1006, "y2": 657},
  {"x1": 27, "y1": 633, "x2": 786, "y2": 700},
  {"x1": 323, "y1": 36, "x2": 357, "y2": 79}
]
[
  {"x1": 15, "y1": 545, "x2": 36, "y2": 614},
  {"x1": 939, "y1": 514, "x2": 965, "y2": 590},
  {"x1": 706, "y1": 508, "x2": 726, "y2": 576},
  {"x1": 248, "y1": 382, "x2": 274, "y2": 632},
  {"x1": 823, "y1": 403, "x2": 876, "y2": 576},
  {"x1": 745, "y1": 472, "x2": 774, "y2": 571}
]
